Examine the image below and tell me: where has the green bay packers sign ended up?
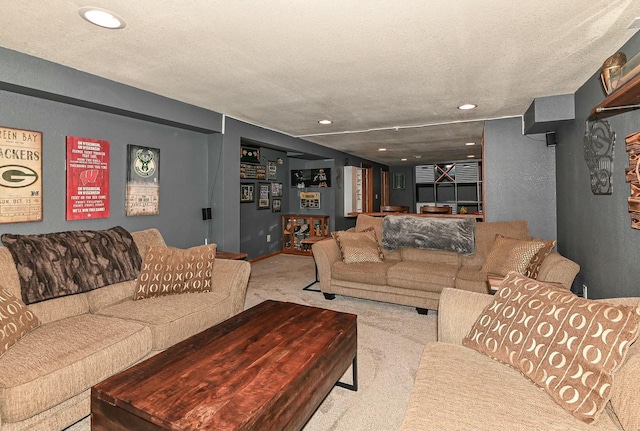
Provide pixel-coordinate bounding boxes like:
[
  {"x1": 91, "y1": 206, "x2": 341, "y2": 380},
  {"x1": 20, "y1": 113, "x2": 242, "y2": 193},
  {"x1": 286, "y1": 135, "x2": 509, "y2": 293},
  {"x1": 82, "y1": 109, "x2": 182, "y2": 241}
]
[{"x1": 0, "y1": 126, "x2": 42, "y2": 224}]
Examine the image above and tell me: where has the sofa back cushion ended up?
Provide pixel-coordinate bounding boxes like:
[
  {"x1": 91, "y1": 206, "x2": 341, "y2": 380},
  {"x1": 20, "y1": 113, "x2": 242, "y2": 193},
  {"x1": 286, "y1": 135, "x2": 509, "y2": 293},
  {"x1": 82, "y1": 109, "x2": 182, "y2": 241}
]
[
  {"x1": 461, "y1": 220, "x2": 531, "y2": 268},
  {"x1": 0, "y1": 246, "x2": 90, "y2": 324},
  {"x1": 87, "y1": 228, "x2": 167, "y2": 311},
  {"x1": 1, "y1": 227, "x2": 141, "y2": 305},
  {"x1": 400, "y1": 248, "x2": 461, "y2": 266},
  {"x1": 355, "y1": 214, "x2": 401, "y2": 260}
]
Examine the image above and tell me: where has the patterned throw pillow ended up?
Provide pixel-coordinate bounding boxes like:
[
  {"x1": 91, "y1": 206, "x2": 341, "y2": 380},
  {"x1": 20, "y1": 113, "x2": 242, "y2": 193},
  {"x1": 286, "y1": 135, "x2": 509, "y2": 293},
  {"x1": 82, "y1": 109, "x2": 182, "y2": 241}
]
[
  {"x1": 524, "y1": 239, "x2": 556, "y2": 279},
  {"x1": 134, "y1": 244, "x2": 217, "y2": 300},
  {"x1": 333, "y1": 228, "x2": 384, "y2": 264},
  {"x1": 0, "y1": 287, "x2": 40, "y2": 356},
  {"x1": 480, "y1": 235, "x2": 545, "y2": 276},
  {"x1": 463, "y1": 272, "x2": 640, "y2": 423}
]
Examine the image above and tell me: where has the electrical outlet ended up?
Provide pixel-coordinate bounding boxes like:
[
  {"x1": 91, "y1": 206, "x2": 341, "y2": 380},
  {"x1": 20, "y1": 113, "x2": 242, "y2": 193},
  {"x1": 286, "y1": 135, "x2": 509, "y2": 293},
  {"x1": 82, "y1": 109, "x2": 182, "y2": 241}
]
[
  {"x1": 266, "y1": 234, "x2": 271, "y2": 242},
  {"x1": 583, "y1": 284, "x2": 588, "y2": 299}
]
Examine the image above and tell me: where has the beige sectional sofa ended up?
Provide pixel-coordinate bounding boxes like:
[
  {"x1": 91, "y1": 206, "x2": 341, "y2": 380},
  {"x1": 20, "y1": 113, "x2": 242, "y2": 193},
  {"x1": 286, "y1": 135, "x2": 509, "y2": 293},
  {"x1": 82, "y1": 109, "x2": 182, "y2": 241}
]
[
  {"x1": 312, "y1": 214, "x2": 580, "y2": 312},
  {"x1": 0, "y1": 228, "x2": 251, "y2": 431},
  {"x1": 401, "y1": 287, "x2": 640, "y2": 431}
]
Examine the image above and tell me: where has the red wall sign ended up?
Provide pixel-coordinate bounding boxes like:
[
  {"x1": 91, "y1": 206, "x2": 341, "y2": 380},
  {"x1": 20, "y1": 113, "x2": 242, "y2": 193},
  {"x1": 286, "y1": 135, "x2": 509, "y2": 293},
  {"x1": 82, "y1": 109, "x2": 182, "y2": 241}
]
[{"x1": 66, "y1": 136, "x2": 110, "y2": 220}]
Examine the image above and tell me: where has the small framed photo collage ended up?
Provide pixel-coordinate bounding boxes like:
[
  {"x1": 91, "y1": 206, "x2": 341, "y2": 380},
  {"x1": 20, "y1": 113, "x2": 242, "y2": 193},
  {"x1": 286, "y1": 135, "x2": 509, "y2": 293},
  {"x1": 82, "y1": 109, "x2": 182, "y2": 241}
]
[{"x1": 240, "y1": 145, "x2": 282, "y2": 212}]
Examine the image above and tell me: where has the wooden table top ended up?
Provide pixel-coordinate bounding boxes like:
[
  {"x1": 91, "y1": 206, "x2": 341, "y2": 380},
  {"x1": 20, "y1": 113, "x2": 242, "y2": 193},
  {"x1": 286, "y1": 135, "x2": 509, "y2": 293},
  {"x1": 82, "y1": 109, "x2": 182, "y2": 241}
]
[
  {"x1": 216, "y1": 250, "x2": 248, "y2": 260},
  {"x1": 92, "y1": 300, "x2": 357, "y2": 431}
]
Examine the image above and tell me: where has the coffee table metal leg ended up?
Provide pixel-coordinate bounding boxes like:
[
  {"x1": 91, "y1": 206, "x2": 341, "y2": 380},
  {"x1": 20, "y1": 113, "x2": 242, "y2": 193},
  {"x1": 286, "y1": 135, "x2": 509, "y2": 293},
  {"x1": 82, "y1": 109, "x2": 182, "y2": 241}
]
[
  {"x1": 302, "y1": 256, "x2": 321, "y2": 292},
  {"x1": 335, "y1": 355, "x2": 358, "y2": 391}
]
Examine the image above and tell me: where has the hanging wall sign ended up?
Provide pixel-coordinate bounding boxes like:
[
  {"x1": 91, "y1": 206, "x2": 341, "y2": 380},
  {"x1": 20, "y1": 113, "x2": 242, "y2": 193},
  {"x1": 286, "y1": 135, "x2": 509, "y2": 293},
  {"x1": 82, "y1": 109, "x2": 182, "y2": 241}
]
[
  {"x1": 66, "y1": 136, "x2": 110, "y2": 220},
  {"x1": 0, "y1": 126, "x2": 42, "y2": 224},
  {"x1": 126, "y1": 145, "x2": 160, "y2": 216}
]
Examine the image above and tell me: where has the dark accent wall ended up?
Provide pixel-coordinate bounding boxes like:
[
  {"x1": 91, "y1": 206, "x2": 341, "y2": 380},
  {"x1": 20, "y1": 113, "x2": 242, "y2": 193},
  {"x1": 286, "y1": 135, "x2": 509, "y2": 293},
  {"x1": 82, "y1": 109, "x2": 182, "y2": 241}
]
[
  {"x1": 484, "y1": 117, "x2": 557, "y2": 240},
  {"x1": 389, "y1": 166, "x2": 415, "y2": 210},
  {"x1": 556, "y1": 31, "x2": 640, "y2": 299}
]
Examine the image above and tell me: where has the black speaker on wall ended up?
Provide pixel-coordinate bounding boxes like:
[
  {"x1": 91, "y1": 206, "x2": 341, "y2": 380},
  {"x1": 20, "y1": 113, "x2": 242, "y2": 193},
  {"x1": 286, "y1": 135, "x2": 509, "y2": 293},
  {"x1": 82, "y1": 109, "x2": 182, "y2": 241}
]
[{"x1": 546, "y1": 131, "x2": 557, "y2": 147}]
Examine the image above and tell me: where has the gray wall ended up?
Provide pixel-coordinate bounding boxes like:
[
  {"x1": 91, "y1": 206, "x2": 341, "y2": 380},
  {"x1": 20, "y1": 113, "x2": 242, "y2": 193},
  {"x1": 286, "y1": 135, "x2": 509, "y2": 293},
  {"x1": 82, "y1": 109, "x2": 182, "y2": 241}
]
[
  {"x1": 389, "y1": 165, "x2": 415, "y2": 209},
  {"x1": 484, "y1": 117, "x2": 557, "y2": 240},
  {"x1": 556, "y1": 31, "x2": 640, "y2": 299},
  {"x1": 0, "y1": 89, "x2": 211, "y2": 248}
]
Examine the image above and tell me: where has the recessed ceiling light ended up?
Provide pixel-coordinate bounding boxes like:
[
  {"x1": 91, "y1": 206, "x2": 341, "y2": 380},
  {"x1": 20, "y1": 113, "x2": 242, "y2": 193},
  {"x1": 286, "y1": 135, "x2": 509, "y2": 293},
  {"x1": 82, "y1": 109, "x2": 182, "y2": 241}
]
[
  {"x1": 414, "y1": 155, "x2": 422, "y2": 159},
  {"x1": 318, "y1": 119, "x2": 332, "y2": 125},
  {"x1": 465, "y1": 142, "x2": 475, "y2": 146},
  {"x1": 467, "y1": 154, "x2": 475, "y2": 158},
  {"x1": 79, "y1": 7, "x2": 126, "y2": 29},
  {"x1": 378, "y1": 148, "x2": 387, "y2": 152},
  {"x1": 458, "y1": 104, "x2": 477, "y2": 110},
  {"x1": 401, "y1": 158, "x2": 408, "y2": 161}
]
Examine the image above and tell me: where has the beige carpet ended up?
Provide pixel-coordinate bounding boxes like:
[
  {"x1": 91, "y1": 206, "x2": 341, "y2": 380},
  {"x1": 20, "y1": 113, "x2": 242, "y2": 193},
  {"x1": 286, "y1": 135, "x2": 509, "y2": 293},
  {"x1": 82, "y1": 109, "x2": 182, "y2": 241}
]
[{"x1": 65, "y1": 254, "x2": 437, "y2": 431}]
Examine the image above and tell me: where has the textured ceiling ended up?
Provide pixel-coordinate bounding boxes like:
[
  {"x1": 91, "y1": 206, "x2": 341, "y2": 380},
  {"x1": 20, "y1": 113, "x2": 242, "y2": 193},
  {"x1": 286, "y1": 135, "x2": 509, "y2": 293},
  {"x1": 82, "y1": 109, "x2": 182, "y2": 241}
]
[{"x1": 1, "y1": 1, "x2": 639, "y2": 165}]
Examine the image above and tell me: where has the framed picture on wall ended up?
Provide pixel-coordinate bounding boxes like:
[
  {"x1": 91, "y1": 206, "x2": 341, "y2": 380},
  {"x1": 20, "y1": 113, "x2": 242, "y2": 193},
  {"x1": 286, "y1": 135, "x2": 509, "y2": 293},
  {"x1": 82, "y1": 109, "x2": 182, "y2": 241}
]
[
  {"x1": 257, "y1": 182, "x2": 270, "y2": 209},
  {"x1": 271, "y1": 182, "x2": 283, "y2": 197},
  {"x1": 272, "y1": 198, "x2": 281, "y2": 213},
  {"x1": 241, "y1": 182, "x2": 255, "y2": 203},
  {"x1": 125, "y1": 145, "x2": 160, "y2": 216},
  {"x1": 268, "y1": 161, "x2": 277, "y2": 180},
  {"x1": 392, "y1": 172, "x2": 405, "y2": 190},
  {"x1": 241, "y1": 146, "x2": 260, "y2": 164}
]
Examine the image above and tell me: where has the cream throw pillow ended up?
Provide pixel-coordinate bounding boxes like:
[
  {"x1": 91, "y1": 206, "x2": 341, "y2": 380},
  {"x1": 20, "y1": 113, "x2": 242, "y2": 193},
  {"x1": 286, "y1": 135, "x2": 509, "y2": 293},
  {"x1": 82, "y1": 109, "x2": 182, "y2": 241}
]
[
  {"x1": 333, "y1": 228, "x2": 384, "y2": 264},
  {"x1": 480, "y1": 235, "x2": 545, "y2": 276},
  {"x1": 134, "y1": 244, "x2": 217, "y2": 300},
  {"x1": 0, "y1": 287, "x2": 40, "y2": 356},
  {"x1": 463, "y1": 272, "x2": 640, "y2": 423}
]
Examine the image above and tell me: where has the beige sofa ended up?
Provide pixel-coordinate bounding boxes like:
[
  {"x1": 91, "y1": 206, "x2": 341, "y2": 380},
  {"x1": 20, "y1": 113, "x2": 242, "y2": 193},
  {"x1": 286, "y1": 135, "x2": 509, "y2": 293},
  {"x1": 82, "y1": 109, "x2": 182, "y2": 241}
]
[
  {"x1": 312, "y1": 215, "x2": 580, "y2": 312},
  {"x1": 401, "y1": 288, "x2": 640, "y2": 430},
  {"x1": 0, "y1": 228, "x2": 251, "y2": 431}
]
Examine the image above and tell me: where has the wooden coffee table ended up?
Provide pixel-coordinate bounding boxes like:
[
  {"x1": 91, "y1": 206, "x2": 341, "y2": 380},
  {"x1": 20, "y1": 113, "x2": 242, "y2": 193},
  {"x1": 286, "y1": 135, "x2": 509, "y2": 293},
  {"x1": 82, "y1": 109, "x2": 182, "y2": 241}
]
[{"x1": 91, "y1": 300, "x2": 357, "y2": 431}]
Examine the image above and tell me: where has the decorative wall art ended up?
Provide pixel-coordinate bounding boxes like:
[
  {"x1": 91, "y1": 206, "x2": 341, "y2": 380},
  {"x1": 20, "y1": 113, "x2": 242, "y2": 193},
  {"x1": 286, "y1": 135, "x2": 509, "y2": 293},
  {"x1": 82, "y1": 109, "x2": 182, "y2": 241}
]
[
  {"x1": 625, "y1": 131, "x2": 640, "y2": 229},
  {"x1": 268, "y1": 161, "x2": 277, "y2": 181},
  {"x1": 241, "y1": 183, "x2": 254, "y2": 203},
  {"x1": 0, "y1": 126, "x2": 42, "y2": 224},
  {"x1": 584, "y1": 120, "x2": 615, "y2": 195},
  {"x1": 66, "y1": 136, "x2": 110, "y2": 220},
  {"x1": 300, "y1": 191, "x2": 321, "y2": 209},
  {"x1": 290, "y1": 168, "x2": 331, "y2": 188},
  {"x1": 240, "y1": 146, "x2": 260, "y2": 163},
  {"x1": 258, "y1": 183, "x2": 270, "y2": 209},
  {"x1": 271, "y1": 182, "x2": 283, "y2": 197},
  {"x1": 125, "y1": 145, "x2": 160, "y2": 216},
  {"x1": 272, "y1": 198, "x2": 281, "y2": 213},
  {"x1": 240, "y1": 163, "x2": 266, "y2": 180},
  {"x1": 392, "y1": 172, "x2": 406, "y2": 190}
]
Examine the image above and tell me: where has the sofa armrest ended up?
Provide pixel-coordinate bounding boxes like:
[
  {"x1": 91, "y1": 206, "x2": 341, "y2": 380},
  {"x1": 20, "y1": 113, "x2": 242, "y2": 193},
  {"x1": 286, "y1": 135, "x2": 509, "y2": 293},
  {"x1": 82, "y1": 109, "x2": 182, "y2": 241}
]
[
  {"x1": 312, "y1": 238, "x2": 341, "y2": 292},
  {"x1": 437, "y1": 288, "x2": 493, "y2": 344},
  {"x1": 212, "y1": 259, "x2": 251, "y2": 314},
  {"x1": 536, "y1": 251, "x2": 580, "y2": 289}
]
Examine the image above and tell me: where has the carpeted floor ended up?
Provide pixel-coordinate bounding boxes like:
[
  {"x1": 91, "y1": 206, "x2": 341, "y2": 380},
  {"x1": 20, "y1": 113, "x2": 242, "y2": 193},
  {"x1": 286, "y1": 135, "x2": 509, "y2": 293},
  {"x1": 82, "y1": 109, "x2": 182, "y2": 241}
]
[{"x1": 66, "y1": 254, "x2": 437, "y2": 431}]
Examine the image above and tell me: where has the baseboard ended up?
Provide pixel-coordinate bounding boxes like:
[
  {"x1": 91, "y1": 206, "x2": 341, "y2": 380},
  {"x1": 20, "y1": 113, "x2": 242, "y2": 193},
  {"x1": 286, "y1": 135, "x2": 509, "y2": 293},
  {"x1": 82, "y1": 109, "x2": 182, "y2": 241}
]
[{"x1": 249, "y1": 251, "x2": 282, "y2": 263}]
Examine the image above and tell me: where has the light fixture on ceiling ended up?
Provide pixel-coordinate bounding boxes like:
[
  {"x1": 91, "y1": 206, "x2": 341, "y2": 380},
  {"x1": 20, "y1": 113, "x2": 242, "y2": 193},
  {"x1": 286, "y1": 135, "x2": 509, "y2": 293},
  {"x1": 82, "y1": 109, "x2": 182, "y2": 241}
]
[
  {"x1": 467, "y1": 154, "x2": 476, "y2": 158},
  {"x1": 401, "y1": 158, "x2": 408, "y2": 161},
  {"x1": 318, "y1": 119, "x2": 332, "y2": 125},
  {"x1": 378, "y1": 148, "x2": 387, "y2": 152},
  {"x1": 457, "y1": 104, "x2": 477, "y2": 110},
  {"x1": 79, "y1": 7, "x2": 126, "y2": 29},
  {"x1": 465, "y1": 142, "x2": 476, "y2": 146},
  {"x1": 414, "y1": 155, "x2": 422, "y2": 159}
]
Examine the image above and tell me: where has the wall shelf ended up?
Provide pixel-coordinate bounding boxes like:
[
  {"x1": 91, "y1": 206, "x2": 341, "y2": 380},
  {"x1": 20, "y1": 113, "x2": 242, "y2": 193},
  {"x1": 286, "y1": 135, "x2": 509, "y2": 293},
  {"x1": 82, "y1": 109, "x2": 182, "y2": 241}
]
[{"x1": 590, "y1": 72, "x2": 640, "y2": 120}]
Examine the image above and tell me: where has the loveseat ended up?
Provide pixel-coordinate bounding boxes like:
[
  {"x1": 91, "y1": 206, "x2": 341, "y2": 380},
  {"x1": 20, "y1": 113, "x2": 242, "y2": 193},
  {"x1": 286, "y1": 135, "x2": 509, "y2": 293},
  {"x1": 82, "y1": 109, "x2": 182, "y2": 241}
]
[
  {"x1": 312, "y1": 214, "x2": 580, "y2": 312},
  {"x1": 401, "y1": 280, "x2": 640, "y2": 430},
  {"x1": 0, "y1": 227, "x2": 251, "y2": 431}
]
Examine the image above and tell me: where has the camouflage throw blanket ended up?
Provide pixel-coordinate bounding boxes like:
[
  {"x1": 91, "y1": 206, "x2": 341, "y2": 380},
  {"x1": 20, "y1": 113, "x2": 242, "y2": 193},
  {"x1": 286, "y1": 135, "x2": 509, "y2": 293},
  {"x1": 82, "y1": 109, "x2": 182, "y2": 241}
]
[
  {"x1": 2, "y1": 226, "x2": 141, "y2": 305},
  {"x1": 381, "y1": 216, "x2": 476, "y2": 255}
]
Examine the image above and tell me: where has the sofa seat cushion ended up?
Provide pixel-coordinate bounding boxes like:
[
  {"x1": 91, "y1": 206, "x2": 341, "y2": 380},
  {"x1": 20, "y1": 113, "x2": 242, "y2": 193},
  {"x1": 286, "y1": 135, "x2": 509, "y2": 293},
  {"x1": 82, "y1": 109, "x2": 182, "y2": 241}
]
[
  {"x1": 96, "y1": 291, "x2": 232, "y2": 351},
  {"x1": 401, "y1": 342, "x2": 622, "y2": 431},
  {"x1": 386, "y1": 261, "x2": 457, "y2": 292},
  {"x1": 454, "y1": 266, "x2": 489, "y2": 294},
  {"x1": 0, "y1": 314, "x2": 151, "y2": 423},
  {"x1": 331, "y1": 261, "x2": 397, "y2": 286}
]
